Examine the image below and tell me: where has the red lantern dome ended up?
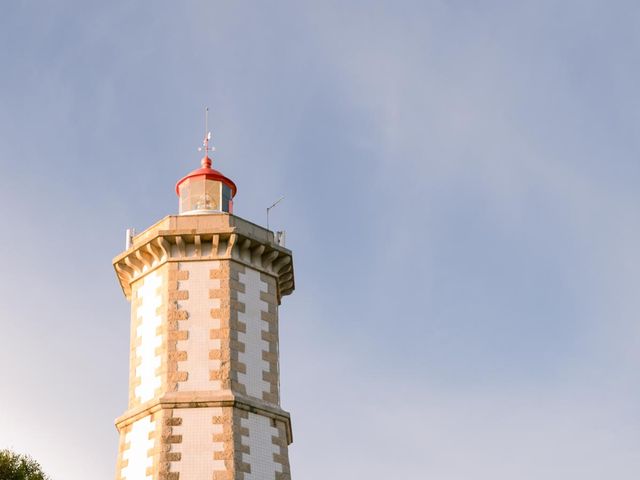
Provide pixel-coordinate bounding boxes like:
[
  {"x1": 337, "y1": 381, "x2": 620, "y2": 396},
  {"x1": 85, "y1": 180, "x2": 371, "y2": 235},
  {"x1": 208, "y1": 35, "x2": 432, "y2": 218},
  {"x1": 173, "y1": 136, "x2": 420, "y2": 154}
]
[{"x1": 175, "y1": 155, "x2": 237, "y2": 214}]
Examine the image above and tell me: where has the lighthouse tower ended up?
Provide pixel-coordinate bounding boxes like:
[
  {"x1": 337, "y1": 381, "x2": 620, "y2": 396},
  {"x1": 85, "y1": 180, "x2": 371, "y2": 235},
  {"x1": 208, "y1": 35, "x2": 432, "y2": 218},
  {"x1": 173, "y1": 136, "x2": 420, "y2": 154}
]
[{"x1": 112, "y1": 133, "x2": 295, "y2": 480}]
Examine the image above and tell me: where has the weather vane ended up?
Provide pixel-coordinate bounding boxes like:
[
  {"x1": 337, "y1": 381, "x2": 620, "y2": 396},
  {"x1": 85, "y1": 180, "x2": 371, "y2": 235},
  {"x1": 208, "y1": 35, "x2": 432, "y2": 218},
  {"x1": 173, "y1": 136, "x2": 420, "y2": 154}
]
[{"x1": 198, "y1": 106, "x2": 216, "y2": 156}]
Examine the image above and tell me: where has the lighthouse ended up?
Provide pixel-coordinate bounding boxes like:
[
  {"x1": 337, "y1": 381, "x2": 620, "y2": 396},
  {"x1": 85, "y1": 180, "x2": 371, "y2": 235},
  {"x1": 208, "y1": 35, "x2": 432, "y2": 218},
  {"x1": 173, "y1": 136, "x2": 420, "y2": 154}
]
[{"x1": 112, "y1": 129, "x2": 295, "y2": 480}]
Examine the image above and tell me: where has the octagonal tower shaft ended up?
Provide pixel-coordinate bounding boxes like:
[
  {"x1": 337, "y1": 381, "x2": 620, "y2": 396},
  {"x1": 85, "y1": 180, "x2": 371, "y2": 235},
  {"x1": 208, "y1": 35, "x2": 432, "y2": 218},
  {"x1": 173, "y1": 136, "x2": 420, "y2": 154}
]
[{"x1": 113, "y1": 213, "x2": 295, "y2": 480}]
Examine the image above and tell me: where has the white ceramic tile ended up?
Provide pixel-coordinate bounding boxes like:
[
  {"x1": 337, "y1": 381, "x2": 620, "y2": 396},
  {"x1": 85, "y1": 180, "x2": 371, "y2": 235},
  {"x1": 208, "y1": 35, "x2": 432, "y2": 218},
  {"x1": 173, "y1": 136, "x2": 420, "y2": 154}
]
[
  {"x1": 177, "y1": 261, "x2": 223, "y2": 391},
  {"x1": 134, "y1": 271, "x2": 163, "y2": 403},
  {"x1": 172, "y1": 407, "x2": 227, "y2": 477},
  {"x1": 241, "y1": 413, "x2": 282, "y2": 479},
  {"x1": 237, "y1": 268, "x2": 271, "y2": 399},
  {"x1": 121, "y1": 415, "x2": 156, "y2": 480}
]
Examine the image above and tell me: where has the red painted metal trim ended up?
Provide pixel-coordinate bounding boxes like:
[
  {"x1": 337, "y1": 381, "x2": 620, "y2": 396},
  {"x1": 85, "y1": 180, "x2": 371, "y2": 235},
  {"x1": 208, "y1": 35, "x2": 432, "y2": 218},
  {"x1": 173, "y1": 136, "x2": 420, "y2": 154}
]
[{"x1": 175, "y1": 167, "x2": 237, "y2": 197}]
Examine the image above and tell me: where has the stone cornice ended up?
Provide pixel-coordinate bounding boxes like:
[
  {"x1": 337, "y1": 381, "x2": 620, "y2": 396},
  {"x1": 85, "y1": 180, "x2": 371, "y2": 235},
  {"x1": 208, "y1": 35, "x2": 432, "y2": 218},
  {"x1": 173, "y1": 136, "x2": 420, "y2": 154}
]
[
  {"x1": 115, "y1": 391, "x2": 294, "y2": 444},
  {"x1": 113, "y1": 213, "x2": 295, "y2": 303}
]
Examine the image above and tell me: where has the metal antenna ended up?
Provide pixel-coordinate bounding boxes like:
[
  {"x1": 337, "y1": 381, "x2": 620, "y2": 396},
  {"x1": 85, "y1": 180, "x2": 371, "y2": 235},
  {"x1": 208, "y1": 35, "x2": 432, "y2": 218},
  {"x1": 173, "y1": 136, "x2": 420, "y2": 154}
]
[
  {"x1": 266, "y1": 196, "x2": 285, "y2": 231},
  {"x1": 198, "y1": 106, "x2": 216, "y2": 156}
]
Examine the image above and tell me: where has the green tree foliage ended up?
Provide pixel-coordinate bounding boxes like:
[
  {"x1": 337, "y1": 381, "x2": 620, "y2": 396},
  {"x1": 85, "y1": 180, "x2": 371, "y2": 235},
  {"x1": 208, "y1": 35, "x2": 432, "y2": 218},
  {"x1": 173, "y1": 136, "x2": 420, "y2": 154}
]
[{"x1": 0, "y1": 449, "x2": 51, "y2": 480}]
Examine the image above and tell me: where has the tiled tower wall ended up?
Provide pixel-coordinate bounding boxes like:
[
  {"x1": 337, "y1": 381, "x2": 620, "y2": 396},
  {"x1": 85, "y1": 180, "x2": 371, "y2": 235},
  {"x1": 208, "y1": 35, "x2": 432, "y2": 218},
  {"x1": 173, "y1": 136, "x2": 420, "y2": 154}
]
[
  {"x1": 116, "y1": 265, "x2": 170, "y2": 480},
  {"x1": 115, "y1": 259, "x2": 291, "y2": 480}
]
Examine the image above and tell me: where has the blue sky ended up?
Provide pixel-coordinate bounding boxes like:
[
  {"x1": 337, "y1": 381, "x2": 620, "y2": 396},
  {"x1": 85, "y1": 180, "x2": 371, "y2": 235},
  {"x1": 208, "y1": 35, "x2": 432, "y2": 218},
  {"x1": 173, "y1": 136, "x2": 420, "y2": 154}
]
[{"x1": 1, "y1": 1, "x2": 639, "y2": 478}]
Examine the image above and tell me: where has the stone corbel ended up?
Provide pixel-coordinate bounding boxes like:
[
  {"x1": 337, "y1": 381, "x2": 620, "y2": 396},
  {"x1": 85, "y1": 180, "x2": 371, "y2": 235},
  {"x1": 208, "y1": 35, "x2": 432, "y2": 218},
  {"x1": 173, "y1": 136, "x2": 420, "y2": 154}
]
[
  {"x1": 194, "y1": 235, "x2": 202, "y2": 256},
  {"x1": 262, "y1": 250, "x2": 279, "y2": 269},
  {"x1": 144, "y1": 243, "x2": 161, "y2": 263},
  {"x1": 251, "y1": 245, "x2": 265, "y2": 266},
  {"x1": 124, "y1": 255, "x2": 143, "y2": 274},
  {"x1": 225, "y1": 234, "x2": 238, "y2": 257},
  {"x1": 210, "y1": 234, "x2": 220, "y2": 258},
  {"x1": 155, "y1": 237, "x2": 171, "y2": 260},
  {"x1": 273, "y1": 256, "x2": 291, "y2": 274},
  {"x1": 175, "y1": 235, "x2": 186, "y2": 257}
]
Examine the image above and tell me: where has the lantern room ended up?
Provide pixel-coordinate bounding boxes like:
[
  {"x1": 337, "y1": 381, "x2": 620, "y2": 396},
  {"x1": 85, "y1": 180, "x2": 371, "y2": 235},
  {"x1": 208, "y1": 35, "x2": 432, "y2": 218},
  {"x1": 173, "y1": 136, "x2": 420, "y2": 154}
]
[{"x1": 175, "y1": 156, "x2": 237, "y2": 214}]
